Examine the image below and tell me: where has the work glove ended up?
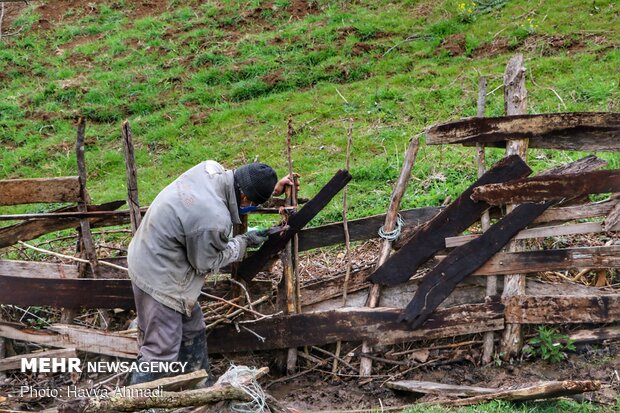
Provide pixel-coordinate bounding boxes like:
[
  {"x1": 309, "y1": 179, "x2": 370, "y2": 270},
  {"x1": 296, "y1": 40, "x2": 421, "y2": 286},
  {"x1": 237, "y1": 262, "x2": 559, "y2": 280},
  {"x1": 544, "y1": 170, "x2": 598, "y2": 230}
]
[{"x1": 242, "y1": 230, "x2": 269, "y2": 247}]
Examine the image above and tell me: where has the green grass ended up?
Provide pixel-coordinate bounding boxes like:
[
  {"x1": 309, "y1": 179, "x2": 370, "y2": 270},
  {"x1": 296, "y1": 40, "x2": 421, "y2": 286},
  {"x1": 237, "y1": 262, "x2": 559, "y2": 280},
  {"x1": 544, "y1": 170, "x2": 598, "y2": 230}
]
[{"x1": 0, "y1": 1, "x2": 618, "y2": 225}]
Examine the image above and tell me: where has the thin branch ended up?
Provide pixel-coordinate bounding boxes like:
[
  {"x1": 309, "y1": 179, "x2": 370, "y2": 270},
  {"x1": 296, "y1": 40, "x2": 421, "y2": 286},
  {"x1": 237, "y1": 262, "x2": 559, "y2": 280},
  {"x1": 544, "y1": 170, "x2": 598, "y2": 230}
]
[{"x1": 17, "y1": 241, "x2": 128, "y2": 271}]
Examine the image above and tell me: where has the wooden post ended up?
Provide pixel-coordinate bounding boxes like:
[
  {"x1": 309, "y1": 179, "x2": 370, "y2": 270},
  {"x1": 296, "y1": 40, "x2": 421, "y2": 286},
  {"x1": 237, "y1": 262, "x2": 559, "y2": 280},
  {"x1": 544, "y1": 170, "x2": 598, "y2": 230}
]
[
  {"x1": 500, "y1": 54, "x2": 529, "y2": 359},
  {"x1": 476, "y1": 76, "x2": 495, "y2": 365},
  {"x1": 359, "y1": 136, "x2": 420, "y2": 377},
  {"x1": 121, "y1": 120, "x2": 142, "y2": 234},
  {"x1": 333, "y1": 118, "x2": 354, "y2": 376},
  {"x1": 284, "y1": 116, "x2": 299, "y2": 374},
  {"x1": 61, "y1": 118, "x2": 101, "y2": 325}
]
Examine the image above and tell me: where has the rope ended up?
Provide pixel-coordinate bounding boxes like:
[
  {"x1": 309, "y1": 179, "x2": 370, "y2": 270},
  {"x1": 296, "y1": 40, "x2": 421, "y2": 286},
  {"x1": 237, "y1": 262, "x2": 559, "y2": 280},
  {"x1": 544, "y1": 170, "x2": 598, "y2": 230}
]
[
  {"x1": 378, "y1": 214, "x2": 404, "y2": 241},
  {"x1": 220, "y1": 365, "x2": 268, "y2": 413}
]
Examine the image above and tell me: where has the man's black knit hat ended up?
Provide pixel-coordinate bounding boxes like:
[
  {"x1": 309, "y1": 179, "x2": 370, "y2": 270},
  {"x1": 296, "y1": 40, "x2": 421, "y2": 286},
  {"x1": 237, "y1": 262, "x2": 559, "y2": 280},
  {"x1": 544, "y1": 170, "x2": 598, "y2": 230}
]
[{"x1": 234, "y1": 163, "x2": 277, "y2": 205}]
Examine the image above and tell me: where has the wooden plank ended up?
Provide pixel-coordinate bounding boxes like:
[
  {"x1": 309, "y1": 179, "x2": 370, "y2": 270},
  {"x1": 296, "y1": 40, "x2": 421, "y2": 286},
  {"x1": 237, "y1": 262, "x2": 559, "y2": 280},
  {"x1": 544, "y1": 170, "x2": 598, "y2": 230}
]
[
  {"x1": 504, "y1": 295, "x2": 620, "y2": 324},
  {"x1": 0, "y1": 259, "x2": 79, "y2": 279},
  {"x1": 237, "y1": 170, "x2": 352, "y2": 282},
  {"x1": 569, "y1": 326, "x2": 620, "y2": 343},
  {"x1": 385, "y1": 380, "x2": 495, "y2": 397},
  {"x1": 400, "y1": 202, "x2": 552, "y2": 329},
  {"x1": 0, "y1": 276, "x2": 134, "y2": 309},
  {"x1": 128, "y1": 370, "x2": 209, "y2": 391},
  {"x1": 442, "y1": 380, "x2": 601, "y2": 407},
  {"x1": 207, "y1": 301, "x2": 504, "y2": 353},
  {"x1": 472, "y1": 170, "x2": 620, "y2": 205},
  {"x1": 0, "y1": 322, "x2": 137, "y2": 358},
  {"x1": 300, "y1": 266, "x2": 373, "y2": 307},
  {"x1": 298, "y1": 207, "x2": 441, "y2": 252},
  {"x1": 603, "y1": 198, "x2": 620, "y2": 231},
  {"x1": 425, "y1": 112, "x2": 620, "y2": 152},
  {"x1": 0, "y1": 200, "x2": 126, "y2": 249},
  {"x1": 0, "y1": 177, "x2": 81, "y2": 206},
  {"x1": 446, "y1": 221, "x2": 606, "y2": 248},
  {"x1": 369, "y1": 155, "x2": 532, "y2": 286},
  {"x1": 473, "y1": 245, "x2": 620, "y2": 276},
  {"x1": 0, "y1": 348, "x2": 77, "y2": 372}
]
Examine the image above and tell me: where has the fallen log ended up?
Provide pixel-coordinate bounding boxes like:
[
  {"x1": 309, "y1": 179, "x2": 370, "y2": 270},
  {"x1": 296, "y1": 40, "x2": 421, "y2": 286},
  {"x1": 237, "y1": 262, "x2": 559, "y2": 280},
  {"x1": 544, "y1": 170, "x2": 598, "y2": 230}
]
[
  {"x1": 0, "y1": 200, "x2": 126, "y2": 249},
  {"x1": 237, "y1": 170, "x2": 352, "y2": 281},
  {"x1": 0, "y1": 176, "x2": 82, "y2": 206},
  {"x1": 504, "y1": 295, "x2": 620, "y2": 324},
  {"x1": 425, "y1": 112, "x2": 620, "y2": 152},
  {"x1": 472, "y1": 169, "x2": 620, "y2": 205},
  {"x1": 369, "y1": 155, "x2": 532, "y2": 286},
  {"x1": 385, "y1": 380, "x2": 495, "y2": 397},
  {"x1": 58, "y1": 367, "x2": 269, "y2": 413},
  {"x1": 438, "y1": 380, "x2": 601, "y2": 407}
]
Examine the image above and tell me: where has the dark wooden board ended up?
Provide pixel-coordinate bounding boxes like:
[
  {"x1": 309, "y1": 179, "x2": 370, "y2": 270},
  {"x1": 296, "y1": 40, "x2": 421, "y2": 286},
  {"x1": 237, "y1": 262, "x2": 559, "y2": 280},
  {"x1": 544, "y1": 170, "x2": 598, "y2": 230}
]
[
  {"x1": 0, "y1": 200, "x2": 126, "y2": 249},
  {"x1": 237, "y1": 170, "x2": 352, "y2": 281},
  {"x1": 369, "y1": 155, "x2": 532, "y2": 286},
  {"x1": 0, "y1": 275, "x2": 272, "y2": 310},
  {"x1": 297, "y1": 207, "x2": 442, "y2": 252},
  {"x1": 0, "y1": 177, "x2": 81, "y2": 206},
  {"x1": 426, "y1": 112, "x2": 620, "y2": 152},
  {"x1": 504, "y1": 295, "x2": 620, "y2": 324},
  {"x1": 472, "y1": 169, "x2": 620, "y2": 205},
  {"x1": 207, "y1": 300, "x2": 503, "y2": 353},
  {"x1": 400, "y1": 202, "x2": 552, "y2": 328},
  {"x1": 0, "y1": 276, "x2": 135, "y2": 309}
]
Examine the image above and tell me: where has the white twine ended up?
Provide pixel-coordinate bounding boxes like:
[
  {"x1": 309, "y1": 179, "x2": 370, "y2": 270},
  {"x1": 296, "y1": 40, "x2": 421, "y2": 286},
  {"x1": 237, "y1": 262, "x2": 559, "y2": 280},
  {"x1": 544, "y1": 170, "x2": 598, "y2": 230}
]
[
  {"x1": 378, "y1": 214, "x2": 404, "y2": 241},
  {"x1": 220, "y1": 365, "x2": 268, "y2": 413}
]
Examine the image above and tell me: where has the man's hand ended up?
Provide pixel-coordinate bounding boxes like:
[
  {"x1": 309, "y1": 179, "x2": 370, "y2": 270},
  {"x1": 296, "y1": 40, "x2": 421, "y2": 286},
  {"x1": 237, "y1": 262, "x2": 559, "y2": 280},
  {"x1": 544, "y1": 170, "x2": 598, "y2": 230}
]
[
  {"x1": 242, "y1": 230, "x2": 269, "y2": 247},
  {"x1": 273, "y1": 173, "x2": 301, "y2": 197}
]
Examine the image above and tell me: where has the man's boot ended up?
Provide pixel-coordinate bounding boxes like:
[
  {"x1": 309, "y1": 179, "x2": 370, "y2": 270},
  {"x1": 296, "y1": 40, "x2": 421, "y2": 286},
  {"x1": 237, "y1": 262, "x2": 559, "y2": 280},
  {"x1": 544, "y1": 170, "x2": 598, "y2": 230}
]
[
  {"x1": 178, "y1": 334, "x2": 214, "y2": 387},
  {"x1": 129, "y1": 360, "x2": 168, "y2": 385}
]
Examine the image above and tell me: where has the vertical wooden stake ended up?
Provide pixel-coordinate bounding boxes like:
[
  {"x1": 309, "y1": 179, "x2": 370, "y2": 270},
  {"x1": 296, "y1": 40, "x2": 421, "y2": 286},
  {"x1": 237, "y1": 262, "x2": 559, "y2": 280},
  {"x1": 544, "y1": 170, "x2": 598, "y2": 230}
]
[
  {"x1": 61, "y1": 118, "x2": 103, "y2": 325},
  {"x1": 500, "y1": 54, "x2": 529, "y2": 359},
  {"x1": 284, "y1": 116, "x2": 299, "y2": 374},
  {"x1": 476, "y1": 76, "x2": 496, "y2": 365},
  {"x1": 332, "y1": 118, "x2": 354, "y2": 376},
  {"x1": 122, "y1": 120, "x2": 142, "y2": 234},
  {"x1": 360, "y1": 136, "x2": 420, "y2": 377}
]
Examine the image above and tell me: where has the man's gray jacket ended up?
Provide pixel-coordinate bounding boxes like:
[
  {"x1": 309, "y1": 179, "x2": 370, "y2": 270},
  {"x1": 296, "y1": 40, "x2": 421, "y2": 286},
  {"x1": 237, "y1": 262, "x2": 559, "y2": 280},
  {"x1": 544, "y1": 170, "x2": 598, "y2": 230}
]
[{"x1": 128, "y1": 161, "x2": 247, "y2": 316}]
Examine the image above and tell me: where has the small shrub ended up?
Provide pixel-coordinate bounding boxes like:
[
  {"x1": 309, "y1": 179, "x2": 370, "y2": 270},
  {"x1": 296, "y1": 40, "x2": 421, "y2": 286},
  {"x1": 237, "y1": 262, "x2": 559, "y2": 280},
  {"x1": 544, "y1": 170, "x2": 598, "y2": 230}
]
[{"x1": 523, "y1": 326, "x2": 576, "y2": 363}]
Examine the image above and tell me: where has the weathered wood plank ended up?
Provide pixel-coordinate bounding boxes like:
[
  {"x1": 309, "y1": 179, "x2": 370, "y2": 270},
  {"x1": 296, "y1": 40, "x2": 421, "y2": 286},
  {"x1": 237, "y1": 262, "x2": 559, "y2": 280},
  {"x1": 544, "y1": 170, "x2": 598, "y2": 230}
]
[
  {"x1": 300, "y1": 266, "x2": 373, "y2": 307},
  {"x1": 0, "y1": 322, "x2": 137, "y2": 358},
  {"x1": 207, "y1": 301, "x2": 504, "y2": 353},
  {"x1": 128, "y1": 370, "x2": 209, "y2": 391},
  {"x1": 569, "y1": 326, "x2": 620, "y2": 343},
  {"x1": 0, "y1": 200, "x2": 126, "y2": 249},
  {"x1": 0, "y1": 177, "x2": 81, "y2": 206},
  {"x1": 369, "y1": 155, "x2": 532, "y2": 286},
  {"x1": 504, "y1": 295, "x2": 620, "y2": 324},
  {"x1": 400, "y1": 202, "x2": 552, "y2": 328},
  {"x1": 386, "y1": 380, "x2": 496, "y2": 397},
  {"x1": 237, "y1": 170, "x2": 352, "y2": 282},
  {"x1": 425, "y1": 112, "x2": 620, "y2": 152},
  {"x1": 603, "y1": 198, "x2": 620, "y2": 231},
  {"x1": 122, "y1": 120, "x2": 142, "y2": 234},
  {"x1": 0, "y1": 348, "x2": 77, "y2": 371},
  {"x1": 298, "y1": 207, "x2": 442, "y2": 252},
  {"x1": 0, "y1": 276, "x2": 135, "y2": 309},
  {"x1": 0, "y1": 259, "x2": 79, "y2": 278},
  {"x1": 446, "y1": 221, "x2": 606, "y2": 248},
  {"x1": 472, "y1": 170, "x2": 620, "y2": 205},
  {"x1": 473, "y1": 245, "x2": 620, "y2": 276}
]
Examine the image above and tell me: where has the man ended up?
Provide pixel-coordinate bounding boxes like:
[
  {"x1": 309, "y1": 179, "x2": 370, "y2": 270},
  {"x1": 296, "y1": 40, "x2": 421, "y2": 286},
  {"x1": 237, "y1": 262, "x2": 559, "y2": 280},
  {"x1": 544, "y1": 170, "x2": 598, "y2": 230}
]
[{"x1": 127, "y1": 160, "x2": 293, "y2": 385}]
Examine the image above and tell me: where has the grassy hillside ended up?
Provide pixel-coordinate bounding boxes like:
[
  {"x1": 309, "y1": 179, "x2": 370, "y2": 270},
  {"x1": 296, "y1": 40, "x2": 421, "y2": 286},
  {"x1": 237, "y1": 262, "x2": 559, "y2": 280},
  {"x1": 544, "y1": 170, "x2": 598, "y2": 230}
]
[{"x1": 1, "y1": 0, "x2": 618, "y2": 225}]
